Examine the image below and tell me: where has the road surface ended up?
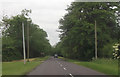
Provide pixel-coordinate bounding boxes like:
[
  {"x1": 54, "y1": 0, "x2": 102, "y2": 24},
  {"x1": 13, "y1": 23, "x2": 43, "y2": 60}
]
[{"x1": 27, "y1": 57, "x2": 109, "y2": 77}]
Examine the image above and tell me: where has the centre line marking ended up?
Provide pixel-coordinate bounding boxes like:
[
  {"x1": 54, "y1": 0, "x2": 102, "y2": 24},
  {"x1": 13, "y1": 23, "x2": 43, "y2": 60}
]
[
  {"x1": 63, "y1": 67, "x2": 67, "y2": 70},
  {"x1": 69, "y1": 73, "x2": 74, "y2": 77}
]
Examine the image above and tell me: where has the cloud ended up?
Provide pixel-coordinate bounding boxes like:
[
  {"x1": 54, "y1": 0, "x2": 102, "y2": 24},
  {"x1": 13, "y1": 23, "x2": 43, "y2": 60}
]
[{"x1": 0, "y1": 0, "x2": 74, "y2": 46}]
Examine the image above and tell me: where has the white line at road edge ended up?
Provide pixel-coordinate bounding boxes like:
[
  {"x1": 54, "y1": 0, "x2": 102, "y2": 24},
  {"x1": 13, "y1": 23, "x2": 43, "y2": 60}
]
[{"x1": 69, "y1": 73, "x2": 74, "y2": 77}]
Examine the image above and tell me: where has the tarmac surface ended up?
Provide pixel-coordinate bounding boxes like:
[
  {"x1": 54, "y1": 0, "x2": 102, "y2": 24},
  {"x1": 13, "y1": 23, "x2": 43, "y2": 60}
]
[{"x1": 27, "y1": 57, "x2": 109, "y2": 77}]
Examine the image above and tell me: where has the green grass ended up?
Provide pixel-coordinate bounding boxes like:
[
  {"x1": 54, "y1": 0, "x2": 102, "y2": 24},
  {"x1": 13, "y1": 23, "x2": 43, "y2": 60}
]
[
  {"x1": 34, "y1": 56, "x2": 49, "y2": 61},
  {"x1": 59, "y1": 57, "x2": 118, "y2": 75},
  {"x1": 2, "y1": 56, "x2": 49, "y2": 75}
]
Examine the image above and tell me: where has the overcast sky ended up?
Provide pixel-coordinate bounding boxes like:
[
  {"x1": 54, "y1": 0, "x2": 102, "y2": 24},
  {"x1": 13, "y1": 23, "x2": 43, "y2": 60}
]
[{"x1": 0, "y1": 0, "x2": 74, "y2": 46}]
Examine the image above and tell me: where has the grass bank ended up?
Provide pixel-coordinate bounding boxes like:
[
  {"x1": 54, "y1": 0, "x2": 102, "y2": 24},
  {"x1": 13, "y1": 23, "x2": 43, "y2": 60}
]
[
  {"x1": 59, "y1": 57, "x2": 118, "y2": 75},
  {"x1": 2, "y1": 56, "x2": 49, "y2": 75}
]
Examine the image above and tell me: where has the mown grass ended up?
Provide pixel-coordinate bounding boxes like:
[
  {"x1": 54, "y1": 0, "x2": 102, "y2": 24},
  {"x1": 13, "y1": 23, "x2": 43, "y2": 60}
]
[
  {"x1": 2, "y1": 56, "x2": 49, "y2": 75},
  {"x1": 59, "y1": 57, "x2": 118, "y2": 75}
]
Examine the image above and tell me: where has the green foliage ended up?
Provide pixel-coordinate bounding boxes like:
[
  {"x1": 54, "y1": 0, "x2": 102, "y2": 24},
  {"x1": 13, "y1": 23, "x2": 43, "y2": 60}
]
[
  {"x1": 101, "y1": 43, "x2": 114, "y2": 58},
  {"x1": 1, "y1": 9, "x2": 51, "y2": 61},
  {"x1": 2, "y1": 36, "x2": 22, "y2": 61},
  {"x1": 92, "y1": 58, "x2": 118, "y2": 66},
  {"x1": 64, "y1": 57, "x2": 118, "y2": 75},
  {"x1": 57, "y1": 2, "x2": 120, "y2": 61},
  {"x1": 2, "y1": 56, "x2": 49, "y2": 75},
  {"x1": 2, "y1": 62, "x2": 40, "y2": 75},
  {"x1": 52, "y1": 42, "x2": 63, "y2": 56},
  {"x1": 77, "y1": 62, "x2": 118, "y2": 75},
  {"x1": 113, "y1": 43, "x2": 120, "y2": 59}
]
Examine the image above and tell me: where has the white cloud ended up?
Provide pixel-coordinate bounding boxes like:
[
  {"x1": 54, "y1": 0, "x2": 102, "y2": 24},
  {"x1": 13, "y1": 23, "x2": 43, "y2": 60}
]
[{"x1": 0, "y1": 0, "x2": 74, "y2": 46}]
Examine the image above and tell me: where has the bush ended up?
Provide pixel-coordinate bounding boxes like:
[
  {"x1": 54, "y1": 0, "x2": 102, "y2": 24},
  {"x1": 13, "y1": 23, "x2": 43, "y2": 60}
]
[{"x1": 101, "y1": 43, "x2": 113, "y2": 58}]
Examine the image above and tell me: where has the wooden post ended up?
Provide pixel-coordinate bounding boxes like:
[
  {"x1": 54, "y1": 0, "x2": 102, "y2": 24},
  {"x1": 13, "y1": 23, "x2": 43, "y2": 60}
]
[{"x1": 95, "y1": 20, "x2": 97, "y2": 59}]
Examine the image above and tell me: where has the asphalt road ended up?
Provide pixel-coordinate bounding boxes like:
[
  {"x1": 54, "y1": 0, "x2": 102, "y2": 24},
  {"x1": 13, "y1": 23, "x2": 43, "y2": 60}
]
[{"x1": 27, "y1": 57, "x2": 109, "y2": 77}]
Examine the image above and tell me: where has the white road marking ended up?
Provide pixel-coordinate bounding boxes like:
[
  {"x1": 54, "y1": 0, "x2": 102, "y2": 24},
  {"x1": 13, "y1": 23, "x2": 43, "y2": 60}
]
[
  {"x1": 69, "y1": 73, "x2": 74, "y2": 77},
  {"x1": 63, "y1": 67, "x2": 67, "y2": 70}
]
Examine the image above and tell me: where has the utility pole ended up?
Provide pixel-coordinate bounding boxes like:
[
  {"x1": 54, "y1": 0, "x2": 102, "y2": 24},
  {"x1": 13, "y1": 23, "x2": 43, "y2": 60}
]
[
  {"x1": 95, "y1": 20, "x2": 97, "y2": 59},
  {"x1": 27, "y1": 21, "x2": 29, "y2": 62},
  {"x1": 22, "y1": 22, "x2": 26, "y2": 64}
]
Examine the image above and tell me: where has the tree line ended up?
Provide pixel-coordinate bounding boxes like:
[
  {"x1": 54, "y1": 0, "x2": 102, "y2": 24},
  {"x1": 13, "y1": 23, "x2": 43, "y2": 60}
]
[
  {"x1": 54, "y1": 2, "x2": 120, "y2": 61},
  {"x1": 1, "y1": 9, "x2": 52, "y2": 61}
]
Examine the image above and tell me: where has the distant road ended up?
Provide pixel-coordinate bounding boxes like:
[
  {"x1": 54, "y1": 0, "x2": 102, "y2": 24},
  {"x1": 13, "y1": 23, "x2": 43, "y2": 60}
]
[{"x1": 27, "y1": 57, "x2": 108, "y2": 77}]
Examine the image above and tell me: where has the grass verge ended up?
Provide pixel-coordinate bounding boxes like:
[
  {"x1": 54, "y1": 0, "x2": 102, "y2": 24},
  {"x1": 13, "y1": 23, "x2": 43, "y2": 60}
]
[
  {"x1": 59, "y1": 57, "x2": 118, "y2": 75},
  {"x1": 2, "y1": 56, "x2": 49, "y2": 75}
]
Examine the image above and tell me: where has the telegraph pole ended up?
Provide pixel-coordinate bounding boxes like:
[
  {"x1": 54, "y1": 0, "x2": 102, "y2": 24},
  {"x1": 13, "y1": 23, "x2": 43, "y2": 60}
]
[
  {"x1": 27, "y1": 21, "x2": 29, "y2": 62},
  {"x1": 22, "y1": 22, "x2": 26, "y2": 64},
  {"x1": 95, "y1": 20, "x2": 97, "y2": 59}
]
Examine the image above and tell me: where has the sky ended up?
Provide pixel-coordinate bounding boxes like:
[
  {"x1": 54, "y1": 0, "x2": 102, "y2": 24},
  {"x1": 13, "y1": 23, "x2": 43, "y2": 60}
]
[{"x1": 0, "y1": 0, "x2": 74, "y2": 46}]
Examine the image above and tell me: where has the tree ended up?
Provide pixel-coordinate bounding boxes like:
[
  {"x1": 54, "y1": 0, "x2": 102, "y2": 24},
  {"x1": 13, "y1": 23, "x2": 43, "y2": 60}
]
[
  {"x1": 2, "y1": 9, "x2": 51, "y2": 61},
  {"x1": 58, "y1": 2, "x2": 119, "y2": 61}
]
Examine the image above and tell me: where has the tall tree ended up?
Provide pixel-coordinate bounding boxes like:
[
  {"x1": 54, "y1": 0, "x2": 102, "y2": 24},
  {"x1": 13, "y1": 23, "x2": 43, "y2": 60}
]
[
  {"x1": 2, "y1": 9, "x2": 51, "y2": 61},
  {"x1": 58, "y1": 2, "x2": 119, "y2": 60}
]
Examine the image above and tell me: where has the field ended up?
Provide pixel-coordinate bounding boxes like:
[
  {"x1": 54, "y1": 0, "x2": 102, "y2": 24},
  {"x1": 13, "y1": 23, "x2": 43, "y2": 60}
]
[
  {"x1": 60, "y1": 57, "x2": 118, "y2": 75},
  {"x1": 2, "y1": 56, "x2": 49, "y2": 75}
]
